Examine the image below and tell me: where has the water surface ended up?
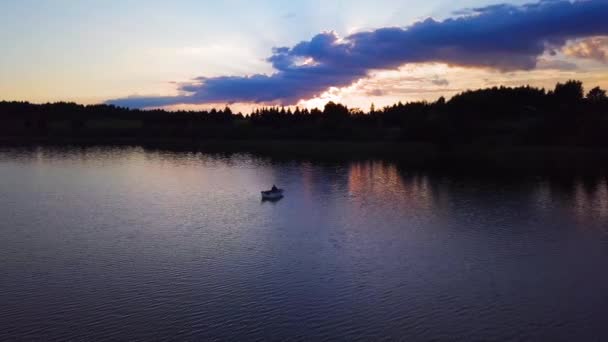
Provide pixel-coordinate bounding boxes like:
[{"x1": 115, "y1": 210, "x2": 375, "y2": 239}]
[{"x1": 1, "y1": 146, "x2": 607, "y2": 340}]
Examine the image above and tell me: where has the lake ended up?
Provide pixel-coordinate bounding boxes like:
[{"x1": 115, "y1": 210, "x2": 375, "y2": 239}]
[{"x1": 1, "y1": 146, "x2": 607, "y2": 340}]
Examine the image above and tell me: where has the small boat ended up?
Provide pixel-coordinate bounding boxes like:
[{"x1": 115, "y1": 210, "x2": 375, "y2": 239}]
[{"x1": 261, "y1": 186, "x2": 284, "y2": 200}]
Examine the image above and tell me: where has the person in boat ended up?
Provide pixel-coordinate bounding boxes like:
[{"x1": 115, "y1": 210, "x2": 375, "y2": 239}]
[{"x1": 271, "y1": 185, "x2": 278, "y2": 192}]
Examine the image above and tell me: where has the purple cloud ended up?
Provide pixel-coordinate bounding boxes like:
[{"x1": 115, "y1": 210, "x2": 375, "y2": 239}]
[{"x1": 108, "y1": 0, "x2": 608, "y2": 108}]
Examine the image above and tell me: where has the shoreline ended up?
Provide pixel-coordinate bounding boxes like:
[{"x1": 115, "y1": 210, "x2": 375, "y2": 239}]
[{"x1": 2, "y1": 137, "x2": 608, "y2": 174}]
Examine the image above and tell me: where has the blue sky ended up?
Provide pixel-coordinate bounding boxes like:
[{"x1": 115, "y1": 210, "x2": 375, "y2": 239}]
[{"x1": 1, "y1": 0, "x2": 607, "y2": 111}]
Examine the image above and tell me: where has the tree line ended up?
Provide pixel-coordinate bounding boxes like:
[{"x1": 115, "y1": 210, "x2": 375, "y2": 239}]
[{"x1": 1, "y1": 80, "x2": 607, "y2": 146}]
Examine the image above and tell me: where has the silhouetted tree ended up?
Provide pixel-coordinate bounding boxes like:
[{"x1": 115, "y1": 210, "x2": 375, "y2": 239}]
[
  {"x1": 323, "y1": 102, "x2": 349, "y2": 119},
  {"x1": 553, "y1": 80, "x2": 584, "y2": 103},
  {"x1": 587, "y1": 86, "x2": 607, "y2": 103},
  {"x1": 1, "y1": 80, "x2": 607, "y2": 146}
]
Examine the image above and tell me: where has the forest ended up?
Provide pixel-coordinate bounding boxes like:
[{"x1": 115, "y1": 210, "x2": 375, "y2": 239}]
[{"x1": 1, "y1": 80, "x2": 607, "y2": 147}]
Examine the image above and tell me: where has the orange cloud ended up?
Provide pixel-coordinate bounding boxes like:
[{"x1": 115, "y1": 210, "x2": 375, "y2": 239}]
[{"x1": 563, "y1": 37, "x2": 608, "y2": 63}]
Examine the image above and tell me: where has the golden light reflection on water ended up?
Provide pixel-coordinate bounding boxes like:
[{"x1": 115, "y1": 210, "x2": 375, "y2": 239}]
[
  {"x1": 533, "y1": 176, "x2": 608, "y2": 231},
  {"x1": 573, "y1": 178, "x2": 608, "y2": 224},
  {"x1": 14, "y1": 146, "x2": 608, "y2": 235},
  {"x1": 347, "y1": 160, "x2": 434, "y2": 212}
]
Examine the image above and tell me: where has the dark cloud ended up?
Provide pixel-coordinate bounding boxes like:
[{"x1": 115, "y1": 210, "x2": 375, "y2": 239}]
[
  {"x1": 108, "y1": 0, "x2": 608, "y2": 108},
  {"x1": 108, "y1": 95, "x2": 190, "y2": 108}
]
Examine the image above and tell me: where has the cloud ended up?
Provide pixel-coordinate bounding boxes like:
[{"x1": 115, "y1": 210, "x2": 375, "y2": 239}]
[
  {"x1": 362, "y1": 74, "x2": 450, "y2": 96},
  {"x1": 108, "y1": 95, "x2": 191, "y2": 108},
  {"x1": 536, "y1": 58, "x2": 579, "y2": 70},
  {"x1": 366, "y1": 89, "x2": 386, "y2": 97},
  {"x1": 431, "y1": 77, "x2": 450, "y2": 86},
  {"x1": 563, "y1": 36, "x2": 608, "y2": 62},
  {"x1": 108, "y1": 0, "x2": 608, "y2": 108}
]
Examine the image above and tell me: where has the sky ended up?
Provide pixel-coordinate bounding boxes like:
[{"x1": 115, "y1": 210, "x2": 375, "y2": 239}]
[{"x1": 1, "y1": 0, "x2": 608, "y2": 112}]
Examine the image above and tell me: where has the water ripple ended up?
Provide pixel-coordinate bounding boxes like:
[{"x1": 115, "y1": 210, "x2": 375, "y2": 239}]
[{"x1": 1, "y1": 147, "x2": 607, "y2": 340}]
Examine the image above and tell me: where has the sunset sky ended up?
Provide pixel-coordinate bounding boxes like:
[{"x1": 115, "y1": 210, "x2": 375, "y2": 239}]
[{"x1": 1, "y1": 0, "x2": 608, "y2": 112}]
